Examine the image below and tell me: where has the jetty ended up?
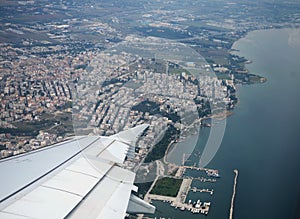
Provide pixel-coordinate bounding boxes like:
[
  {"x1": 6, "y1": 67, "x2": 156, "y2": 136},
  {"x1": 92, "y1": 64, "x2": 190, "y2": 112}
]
[{"x1": 229, "y1": 169, "x2": 239, "y2": 219}]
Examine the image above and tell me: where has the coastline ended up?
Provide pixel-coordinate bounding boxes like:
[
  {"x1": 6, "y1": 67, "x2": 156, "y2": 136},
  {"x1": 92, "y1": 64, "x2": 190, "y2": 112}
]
[
  {"x1": 142, "y1": 27, "x2": 299, "y2": 176},
  {"x1": 142, "y1": 27, "x2": 300, "y2": 217}
]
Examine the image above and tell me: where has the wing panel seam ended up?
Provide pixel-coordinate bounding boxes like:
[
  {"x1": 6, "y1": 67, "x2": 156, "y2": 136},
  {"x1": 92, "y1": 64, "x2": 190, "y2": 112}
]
[
  {"x1": 64, "y1": 164, "x2": 116, "y2": 219},
  {"x1": 64, "y1": 169, "x2": 99, "y2": 179},
  {"x1": 96, "y1": 140, "x2": 116, "y2": 158},
  {"x1": 40, "y1": 185, "x2": 83, "y2": 197},
  {"x1": 0, "y1": 137, "x2": 100, "y2": 204},
  {"x1": 0, "y1": 210, "x2": 35, "y2": 218}
]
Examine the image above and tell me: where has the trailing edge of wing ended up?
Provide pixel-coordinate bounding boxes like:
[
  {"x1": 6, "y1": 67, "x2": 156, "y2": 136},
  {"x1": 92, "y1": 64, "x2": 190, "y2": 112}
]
[
  {"x1": 127, "y1": 194, "x2": 156, "y2": 214},
  {"x1": 84, "y1": 138, "x2": 130, "y2": 164},
  {"x1": 67, "y1": 165, "x2": 136, "y2": 219},
  {"x1": 83, "y1": 124, "x2": 149, "y2": 164}
]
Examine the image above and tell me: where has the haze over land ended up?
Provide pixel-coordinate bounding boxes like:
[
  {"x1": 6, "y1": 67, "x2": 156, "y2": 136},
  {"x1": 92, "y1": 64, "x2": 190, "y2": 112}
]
[
  {"x1": 1, "y1": 0, "x2": 299, "y2": 158},
  {"x1": 1, "y1": 0, "x2": 300, "y2": 218}
]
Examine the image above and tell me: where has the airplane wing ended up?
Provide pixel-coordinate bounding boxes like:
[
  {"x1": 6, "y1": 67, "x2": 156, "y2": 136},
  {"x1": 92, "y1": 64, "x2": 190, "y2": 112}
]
[{"x1": 0, "y1": 124, "x2": 155, "y2": 219}]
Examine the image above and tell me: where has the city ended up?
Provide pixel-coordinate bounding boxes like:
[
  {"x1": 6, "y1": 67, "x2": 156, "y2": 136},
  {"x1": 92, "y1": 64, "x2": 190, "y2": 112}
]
[{"x1": 1, "y1": 0, "x2": 300, "y2": 218}]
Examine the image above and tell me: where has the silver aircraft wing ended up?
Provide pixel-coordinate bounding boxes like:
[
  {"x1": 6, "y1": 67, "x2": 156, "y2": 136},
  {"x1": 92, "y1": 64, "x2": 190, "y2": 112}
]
[{"x1": 0, "y1": 124, "x2": 155, "y2": 219}]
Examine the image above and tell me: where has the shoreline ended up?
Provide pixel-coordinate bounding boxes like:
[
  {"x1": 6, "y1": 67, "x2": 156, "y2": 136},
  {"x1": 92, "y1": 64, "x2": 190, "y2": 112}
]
[
  {"x1": 135, "y1": 27, "x2": 300, "y2": 219},
  {"x1": 163, "y1": 109, "x2": 232, "y2": 165}
]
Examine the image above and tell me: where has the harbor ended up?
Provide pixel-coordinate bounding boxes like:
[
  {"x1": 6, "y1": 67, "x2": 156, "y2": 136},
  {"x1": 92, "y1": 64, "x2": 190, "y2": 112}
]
[{"x1": 144, "y1": 165, "x2": 222, "y2": 216}]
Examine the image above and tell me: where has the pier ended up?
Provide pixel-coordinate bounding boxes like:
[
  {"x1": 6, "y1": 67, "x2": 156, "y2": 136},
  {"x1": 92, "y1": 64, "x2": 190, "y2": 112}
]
[
  {"x1": 229, "y1": 169, "x2": 239, "y2": 219},
  {"x1": 185, "y1": 176, "x2": 217, "y2": 183},
  {"x1": 191, "y1": 187, "x2": 214, "y2": 195},
  {"x1": 176, "y1": 165, "x2": 219, "y2": 183}
]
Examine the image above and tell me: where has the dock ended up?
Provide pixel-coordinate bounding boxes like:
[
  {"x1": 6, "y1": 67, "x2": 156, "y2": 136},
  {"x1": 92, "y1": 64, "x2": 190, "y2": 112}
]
[
  {"x1": 191, "y1": 187, "x2": 214, "y2": 195},
  {"x1": 171, "y1": 200, "x2": 211, "y2": 215},
  {"x1": 185, "y1": 176, "x2": 217, "y2": 183}
]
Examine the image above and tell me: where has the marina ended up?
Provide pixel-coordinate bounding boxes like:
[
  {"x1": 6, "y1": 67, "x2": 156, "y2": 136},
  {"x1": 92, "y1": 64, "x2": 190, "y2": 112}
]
[{"x1": 144, "y1": 165, "x2": 222, "y2": 216}]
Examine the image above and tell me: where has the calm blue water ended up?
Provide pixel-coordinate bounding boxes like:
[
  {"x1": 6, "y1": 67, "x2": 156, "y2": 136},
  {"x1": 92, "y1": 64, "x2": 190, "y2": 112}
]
[{"x1": 151, "y1": 28, "x2": 300, "y2": 219}]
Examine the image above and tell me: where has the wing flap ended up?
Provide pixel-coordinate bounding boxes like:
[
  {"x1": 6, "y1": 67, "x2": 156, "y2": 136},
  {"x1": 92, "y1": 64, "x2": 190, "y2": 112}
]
[
  {"x1": 2, "y1": 186, "x2": 82, "y2": 219},
  {"x1": 96, "y1": 179, "x2": 133, "y2": 219},
  {"x1": 0, "y1": 211, "x2": 33, "y2": 219},
  {"x1": 0, "y1": 156, "x2": 112, "y2": 219},
  {"x1": 42, "y1": 167, "x2": 98, "y2": 197},
  {"x1": 127, "y1": 194, "x2": 156, "y2": 214},
  {"x1": 68, "y1": 166, "x2": 136, "y2": 219}
]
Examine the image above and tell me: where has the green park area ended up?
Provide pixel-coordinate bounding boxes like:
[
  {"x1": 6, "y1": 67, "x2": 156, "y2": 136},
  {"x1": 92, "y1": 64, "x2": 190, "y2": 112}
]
[{"x1": 150, "y1": 177, "x2": 183, "y2": 197}]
